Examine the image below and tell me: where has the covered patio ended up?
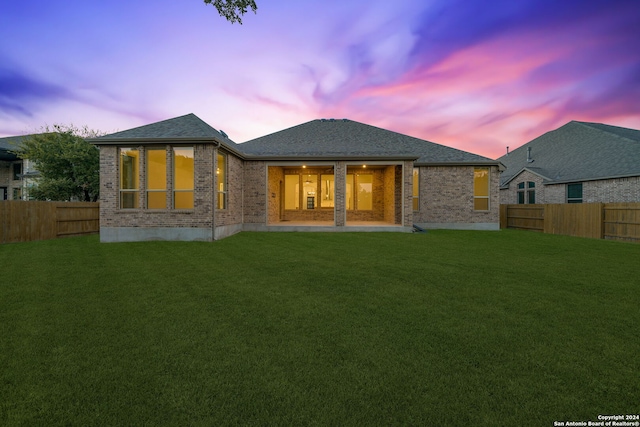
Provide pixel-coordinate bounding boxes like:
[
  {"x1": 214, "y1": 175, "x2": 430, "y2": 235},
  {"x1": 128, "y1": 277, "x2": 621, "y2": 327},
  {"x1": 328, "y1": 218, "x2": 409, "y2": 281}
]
[{"x1": 266, "y1": 162, "x2": 407, "y2": 229}]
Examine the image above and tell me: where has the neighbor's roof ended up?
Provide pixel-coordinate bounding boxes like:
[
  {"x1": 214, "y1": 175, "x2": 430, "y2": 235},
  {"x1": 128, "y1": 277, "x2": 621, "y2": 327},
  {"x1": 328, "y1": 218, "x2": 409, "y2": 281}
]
[
  {"x1": 498, "y1": 121, "x2": 640, "y2": 186},
  {"x1": 0, "y1": 134, "x2": 33, "y2": 161},
  {"x1": 90, "y1": 113, "x2": 242, "y2": 155},
  {"x1": 239, "y1": 118, "x2": 497, "y2": 165}
]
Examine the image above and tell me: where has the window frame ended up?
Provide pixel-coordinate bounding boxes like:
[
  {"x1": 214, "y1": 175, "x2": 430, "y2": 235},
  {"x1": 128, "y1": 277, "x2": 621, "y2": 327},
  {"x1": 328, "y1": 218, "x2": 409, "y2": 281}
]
[
  {"x1": 146, "y1": 147, "x2": 168, "y2": 209},
  {"x1": 567, "y1": 183, "x2": 583, "y2": 203},
  {"x1": 527, "y1": 181, "x2": 536, "y2": 204},
  {"x1": 413, "y1": 168, "x2": 419, "y2": 211},
  {"x1": 216, "y1": 152, "x2": 227, "y2": 210},
  {"x1": 119, "y1": 147, "x2": 139, "y2": 209},
  {"x1": 13, "y1": 163, "x2": 22, "y2": 181},
  {"x1": 301, "y1": 173, "x2": 319, "y2": 210},
  {"x1": 284, "y1": 170, "x2": 335, "y2": 211},
  {"x1": 172, "y1": 146, "x2": 194, "y2": 210},
  {"x1": 473, "y1": 167, "x2": 490, "y2": 211},
  {"x1": 517, "y1": 182, "x2": 525, "y2": 204},
  {"x1": 517, "y1": 181, "x2": 536, "y2": 204},
  {"x1": 346, "y1": 173, "x2": 373, "y2": 211}
]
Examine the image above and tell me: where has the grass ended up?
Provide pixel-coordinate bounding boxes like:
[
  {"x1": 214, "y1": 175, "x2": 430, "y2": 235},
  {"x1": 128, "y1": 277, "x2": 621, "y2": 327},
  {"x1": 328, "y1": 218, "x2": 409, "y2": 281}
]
[{"x1": 1, "y1": 230, "x2": 639, "y2": 426}]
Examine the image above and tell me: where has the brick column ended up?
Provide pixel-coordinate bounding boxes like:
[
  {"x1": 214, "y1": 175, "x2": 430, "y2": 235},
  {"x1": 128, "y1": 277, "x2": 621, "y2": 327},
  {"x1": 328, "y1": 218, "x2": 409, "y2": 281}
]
[
  {"x1": 403, "y1": 160, "x2": 414, "y2": 226},
  {"x1": 334, "y1": 161, "x2": 346, "y2": 226}
]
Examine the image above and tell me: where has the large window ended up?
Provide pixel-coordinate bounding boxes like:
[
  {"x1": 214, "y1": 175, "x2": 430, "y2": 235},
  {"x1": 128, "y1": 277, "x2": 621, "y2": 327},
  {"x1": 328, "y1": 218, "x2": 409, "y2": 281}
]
[
  {"x1": 119, "y1": 148, "x2": 139, "y2": 209},
  {"x1": 567, "y1": 183, "x2": 583, "y2": 203},
  {"x1": 147, "y1": 148, "x2": 167, "y2": 209},
  {"x1": 346, "y1": 174, "x2": 372, "y2": 210},
  {"x1": 473, "y1": 168, "x2": 489, "y2": 210},
  {"x1": 216, "y1": 152, "x2": 227, "y2": 209},
  {"x1": 284, "y1": 170, "x2": 334, "y2": 210},
  {"x1": 413, "y1": 168, "x2": 419, "y2": 211},
  {"x1": 173, "y1": 147, "x2": 194, "y2": 209}
]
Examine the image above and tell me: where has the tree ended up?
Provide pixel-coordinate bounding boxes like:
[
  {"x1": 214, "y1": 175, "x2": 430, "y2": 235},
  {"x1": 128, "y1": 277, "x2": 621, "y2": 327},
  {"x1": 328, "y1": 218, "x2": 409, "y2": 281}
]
[
  {"x1": 15, "y1": 125, "x2": 101, "y2": 202},
  {"x1": 203, "y1": 0, "x2": 257, "y2": 24}
]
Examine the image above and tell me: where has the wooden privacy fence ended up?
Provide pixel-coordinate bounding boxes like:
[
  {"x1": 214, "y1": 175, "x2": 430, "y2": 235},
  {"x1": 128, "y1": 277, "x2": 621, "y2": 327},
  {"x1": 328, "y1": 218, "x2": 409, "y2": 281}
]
[
  {"x1": 0, "y1": 201, "x2": 99, "y2": 244},
  {"x1": 501, "y1": 203, "x2": 640, "y2": 243}
]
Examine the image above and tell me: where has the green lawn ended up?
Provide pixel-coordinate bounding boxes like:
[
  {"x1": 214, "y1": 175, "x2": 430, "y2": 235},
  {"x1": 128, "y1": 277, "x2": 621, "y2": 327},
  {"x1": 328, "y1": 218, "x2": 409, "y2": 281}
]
[{"x1": 1, "y1": 230, "x2": 639, "y2": 426}]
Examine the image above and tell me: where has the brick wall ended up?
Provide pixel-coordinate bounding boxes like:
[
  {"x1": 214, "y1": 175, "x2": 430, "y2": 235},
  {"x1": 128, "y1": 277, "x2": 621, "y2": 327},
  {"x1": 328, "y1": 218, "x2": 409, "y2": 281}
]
[
  {"x1": 215, "y1": 150, "x2": 243, "y2": 227},
  {"x1": 267, "y1": 166, "x2": 283, "y2": 223},
  {"x1": 414, "y1": 165, "x2": 499, "y2": 225},
  {"x1": 583, "y1": 177, "x2": 640, "y2": 203},
  {"x1": 501, "y1": 173, "x2": 640, "y2": 204},
  {"x1": 335, "y1": 162, "x2": 346, "y2": 226},
  {"x1": 403, "y1": 160, "x2": 413, "y2": 226},
  {"x1": 100, "y1": 144, "x2": 500, "y2": 237},
  {"x1": 0, "y1": 161, "x2": 11, "y2": 199},
  {"x1": 346, "y1": 168, "x2": 385, "y2": 222},
  {"x1": 383, "y1": 165, "x2": 395, "y2": 224},
  {"x1": 99, "y1": 144, "x2": 214, "y2": 231},
  {"x1": 0, "y1": 160, "x2": 24, "y2": 200},
  {"x1": 243, "y1": 161, "x2": 267, "y2": 224}
]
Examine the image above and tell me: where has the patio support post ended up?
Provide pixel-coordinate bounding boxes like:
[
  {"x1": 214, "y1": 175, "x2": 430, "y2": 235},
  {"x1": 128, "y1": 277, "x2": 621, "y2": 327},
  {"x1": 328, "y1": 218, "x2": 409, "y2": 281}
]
[{"x1": 335, "y1": 161, "x2": 346, "y2": 226}]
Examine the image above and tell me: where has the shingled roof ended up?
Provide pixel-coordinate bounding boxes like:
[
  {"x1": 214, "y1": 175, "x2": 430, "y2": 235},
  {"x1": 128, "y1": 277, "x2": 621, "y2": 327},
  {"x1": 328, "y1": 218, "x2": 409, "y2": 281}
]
[
  {"x1": 0, "y1": 134, "x2": 33, "y2": 161},
  {"x1": 239, "y1": 118, "x2": 497, "y2": 165},
  {"x1": 91, "y1": 113, "x2": 241, "y2": 154},
  {"x1": 498, "y1": 121, "x2": 640, "y2": 186},
  {"x1": 92, "y1": 114, "x2": 498, "y2": 165}
]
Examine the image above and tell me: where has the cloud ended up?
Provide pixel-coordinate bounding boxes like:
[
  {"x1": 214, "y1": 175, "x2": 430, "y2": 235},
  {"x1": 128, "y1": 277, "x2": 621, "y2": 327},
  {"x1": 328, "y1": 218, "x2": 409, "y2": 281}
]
[{"x1": 0, "y1": 69, "x2": 72, "y2": 117}]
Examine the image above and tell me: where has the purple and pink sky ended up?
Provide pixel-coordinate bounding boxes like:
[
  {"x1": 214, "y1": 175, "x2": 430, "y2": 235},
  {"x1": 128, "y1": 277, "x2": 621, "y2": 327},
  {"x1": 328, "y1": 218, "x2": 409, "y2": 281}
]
[{"x1": 1, "y1": 0, "x2": 639, "y2": 159}]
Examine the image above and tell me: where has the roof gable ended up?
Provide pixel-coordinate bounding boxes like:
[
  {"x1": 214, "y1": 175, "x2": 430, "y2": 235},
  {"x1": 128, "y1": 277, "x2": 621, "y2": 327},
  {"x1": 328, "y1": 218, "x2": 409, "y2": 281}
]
[
  {"x1": 98, "y1": 113, "x2": 220, "y2": 139},
  {"x1": 498, "y1": 121, "x2": 640, "y2": 185},
  {"x1": 92, "y1": 114, "x2": 241, "y2": 153}
]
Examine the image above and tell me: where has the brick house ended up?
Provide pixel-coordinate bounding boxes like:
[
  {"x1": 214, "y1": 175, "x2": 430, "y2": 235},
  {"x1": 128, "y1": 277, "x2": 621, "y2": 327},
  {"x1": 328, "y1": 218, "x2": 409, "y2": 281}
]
[
  {"x1": 91, "y1": 114, "x2": 501, "y2": 242},
  {"x1": 499, "y1": 121, "x2": 640, "y2": 204},
  {"x1": 0, "y1": 135, "x2": 39, "y2": 201}
]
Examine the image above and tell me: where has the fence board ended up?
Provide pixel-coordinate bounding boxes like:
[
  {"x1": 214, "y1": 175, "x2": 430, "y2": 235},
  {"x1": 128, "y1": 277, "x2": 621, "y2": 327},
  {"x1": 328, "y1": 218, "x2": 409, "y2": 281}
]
[
  {"x1": 501, "y1": 202, "x2": 640, "y2": 243},
  {"x1": 56, "y1": 203, "x2": 100, "y2": 237},
  {"x1": 603, "y1": 203, "x2": 640, "y2": 242},
  {"x1": 0, "y1": 201, "x2": 99, "y2": 244},
  {"x1": 504, "y1": 205, "x2": 544, "y2": 232},
  {"x1": 544, "y1": 203, "x2": 603, "y2": 239}
]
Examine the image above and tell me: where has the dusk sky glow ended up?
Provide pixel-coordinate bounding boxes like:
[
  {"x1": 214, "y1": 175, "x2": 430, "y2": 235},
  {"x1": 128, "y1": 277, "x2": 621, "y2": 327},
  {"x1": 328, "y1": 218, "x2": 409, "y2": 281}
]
[{"x1": 1, "y1": 0, "x2": 639, "y2": 158}]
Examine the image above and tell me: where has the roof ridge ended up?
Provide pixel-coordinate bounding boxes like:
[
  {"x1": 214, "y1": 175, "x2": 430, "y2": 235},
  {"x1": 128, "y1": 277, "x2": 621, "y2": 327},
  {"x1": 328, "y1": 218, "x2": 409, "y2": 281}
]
[{"x1": 189, "y1": 113, "x2": 220, "y2": 136}]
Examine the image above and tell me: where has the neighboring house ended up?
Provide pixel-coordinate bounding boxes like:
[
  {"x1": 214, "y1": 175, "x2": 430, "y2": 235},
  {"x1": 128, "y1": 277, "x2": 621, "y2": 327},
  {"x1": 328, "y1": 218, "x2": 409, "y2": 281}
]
[
  {"x1": 499, "y1": 121, "x2": 640, "y2": 204},
  {"x1": 0, "y1": 135, "x2": 39, "y2": 201},
  {"x1": 91, "y1": 113, "x2": 501, "y2": 242}
]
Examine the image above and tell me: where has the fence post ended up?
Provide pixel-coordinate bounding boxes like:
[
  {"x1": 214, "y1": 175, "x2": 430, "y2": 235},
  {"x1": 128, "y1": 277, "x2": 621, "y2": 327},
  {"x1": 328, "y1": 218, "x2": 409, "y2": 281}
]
[
  {"x1": 0, "y1": 202, "x2": 6, "y2": 244},
  {"x1": 597, "y1": 203, "x2": 604, "y2": 240}
]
